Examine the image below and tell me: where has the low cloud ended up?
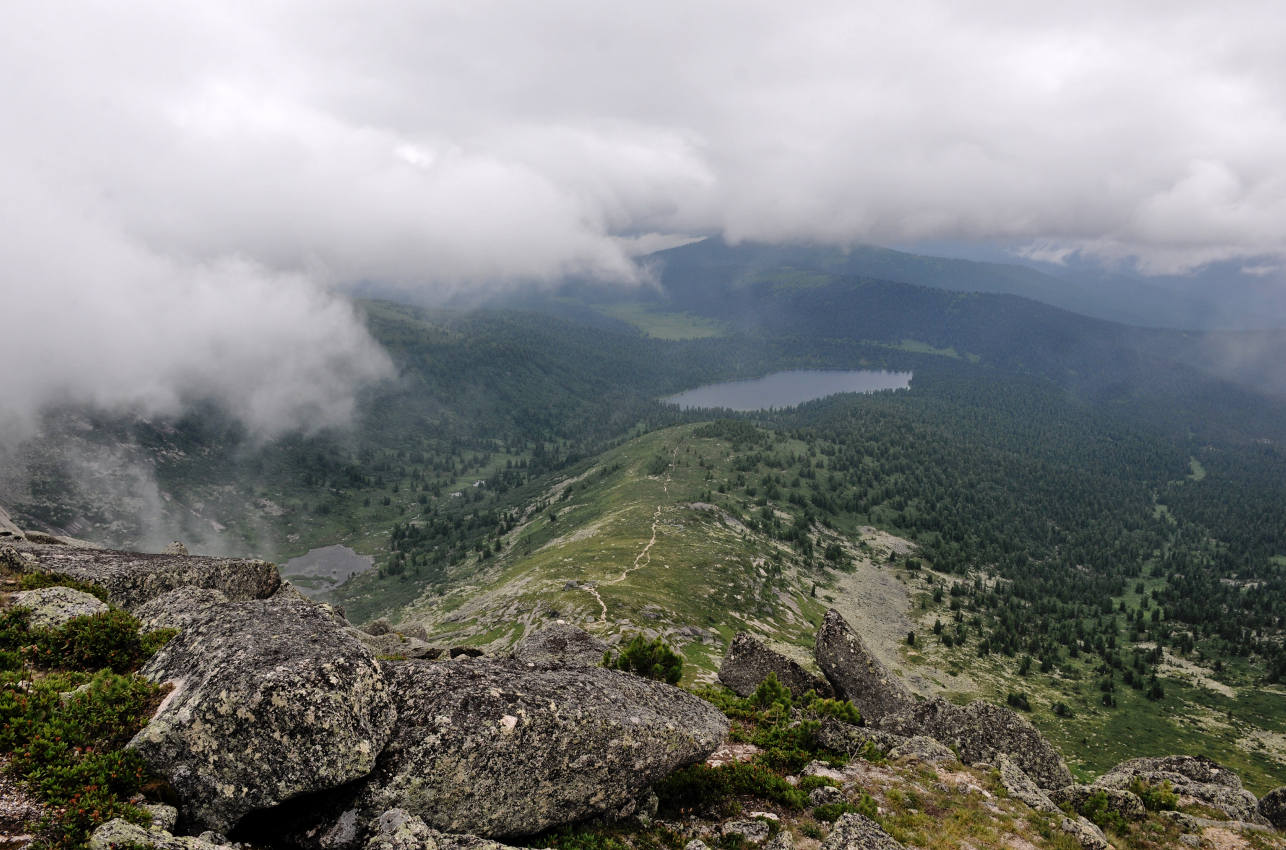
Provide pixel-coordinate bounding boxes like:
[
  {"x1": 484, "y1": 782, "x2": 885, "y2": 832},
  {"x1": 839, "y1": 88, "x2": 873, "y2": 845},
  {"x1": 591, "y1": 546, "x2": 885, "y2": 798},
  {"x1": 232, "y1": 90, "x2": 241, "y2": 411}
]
[{"x1": 2, "y1": 1, "x2": 1285, "y2": 436}]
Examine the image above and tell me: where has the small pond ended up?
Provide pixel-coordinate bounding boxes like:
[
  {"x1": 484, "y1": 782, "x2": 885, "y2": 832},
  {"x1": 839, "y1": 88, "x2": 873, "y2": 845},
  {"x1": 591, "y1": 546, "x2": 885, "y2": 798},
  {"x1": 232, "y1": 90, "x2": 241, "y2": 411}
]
[{"x1": 663, "y1": 369, "x2": 911, "y2": 411}]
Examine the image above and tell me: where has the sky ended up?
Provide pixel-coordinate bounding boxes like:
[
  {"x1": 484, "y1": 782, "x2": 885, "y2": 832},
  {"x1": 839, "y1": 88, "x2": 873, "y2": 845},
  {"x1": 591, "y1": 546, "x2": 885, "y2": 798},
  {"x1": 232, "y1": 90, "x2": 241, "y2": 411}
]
[{"x1": 3, "y1": 1, "x2": 1285, "y2": 436}]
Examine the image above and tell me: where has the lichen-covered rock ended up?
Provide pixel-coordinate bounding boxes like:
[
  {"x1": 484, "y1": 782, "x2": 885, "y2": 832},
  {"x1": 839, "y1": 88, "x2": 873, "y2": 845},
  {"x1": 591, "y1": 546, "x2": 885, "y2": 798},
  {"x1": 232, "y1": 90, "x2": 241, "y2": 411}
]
[
  {"x1": 512, "y1": 622, "x2": 609, "y2": 668},
  {"x1": 142, "y1": 803, "x2": 179, "y2": 833},
  {"x1": 1051, "y1": 784, "x2": 1148, "y2": 821},
  {"x1": 876, "y1": 698, "x2": 1072, "y2": 790},
  {"x1": 364, "y1": 619, "x2": 393, "y2": 637},
  {"x1": 1059, "y1": 816, "x2": 1109, "y2": 850},
  {"x1": 814, "y1": 610, "x2": 913, "y2": 723},
  {"x1": 810, "y1": 785, "x2": 845, "y2": 807},
  {"x1": 364, "y1": 809, "x2": 526, "y2": 850},
  {"x1": 129, "y1": 596, "x2": 396, "y2": 834},
  {"x1": 820, "y1": 812, "x2": 905, "y2": 850},
  {"x1": 722, "y1": 819, "x2": 771, "y2": 843},
  {"x1": 89, "y1": 818, "x2": 235, "y2": 850},
  {"x1": 8, "y1": 585, "x2": 108, "y2": 628},
  {"x1": 0, "y1": 505, "x2": 25, "y2": 541},
  {"x1": 887, "y1": 735, "x2": 954, "y2": 764},
  {"x1": 1094, "y1": 755, "x2": 1263, "y2": 823},
  {"x1": 133, "y1": 588, "x2": 228, "y2": 631},
  {"x1": 719, "y1": 632, "x2": 832, "y2": 698},
  {"x1": 349, "y1": 628, "x2": 441, "y2": 660},
  {"x1": 353, "y1": 657, "x2": 729, "y2": 838},
  {"x1": 162, "y1": 541, "x2": 189, "y2": 556},
  {"x1": 1260, "y1": 786, "x2": 1286, "y2": 830},
  {"x1": 815, "y1": 717, "x2": 906, "y2": 757},
  {"x1": 997, "y1": 754, "x2": 1057, "y2": 813},
  {"x1": 8, "y1": 541, "x2": 279, "y2": 609}
]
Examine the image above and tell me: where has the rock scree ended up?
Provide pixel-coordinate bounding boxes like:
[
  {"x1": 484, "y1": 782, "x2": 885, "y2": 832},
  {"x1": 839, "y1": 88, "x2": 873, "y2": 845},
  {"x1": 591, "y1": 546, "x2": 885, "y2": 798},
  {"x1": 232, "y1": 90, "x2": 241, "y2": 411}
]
[
  {"x1": 347, "y1": 657, "x2": 730, "y2": 839},
  {"x1": 130, "y1": 595, "x2": 397, "y2": 834},
  {"x1": 1094, "y1": 755, "x2": 1265, "y2": 824},
  {"x1": 813, "y1": 609, "x2": 914, "y2": 723},
  {"x1": 718, "y1": 632, "x2": 833, "y2": 698}
]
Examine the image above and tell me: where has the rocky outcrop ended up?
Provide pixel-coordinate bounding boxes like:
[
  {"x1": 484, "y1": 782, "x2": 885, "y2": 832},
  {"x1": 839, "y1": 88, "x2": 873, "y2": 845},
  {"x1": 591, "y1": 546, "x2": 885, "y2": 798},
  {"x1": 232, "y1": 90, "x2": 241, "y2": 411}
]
[
  {"x1": 350, "y1": 657, "x2": 729, "y2": 838},
  {"x1": 1051, "y1": 785, "x2": 1148, "y2": 821},
  {"x1": 9, "y1": 541, "x2": 280, "y2": 609},
  {"x1": 8, "y1": 585, "x2": 108, "y2": 628},
  {"x1": 719, "y1": 632, "x2": 832, "y2": 698},
  {"x1": 876, "y1": 698, "x2": 1072, "y2": 790},
  {"x1": 364, "y1": 810, "x2": 524, "y2": 850},
  {"x1": 820, "y1": 813, "x2": 905, "y2": 850},
  {"x1": 130, "y1": 596, "x2": 396, "y2": 834},
  {"x1": 1260, "y1": 786, "x2": 1286, "y2": 830},
  {"x1": 512, "y1": 622, "x2": 609, "y2": 668},
  {"x1": 0, "y1": 505, "x2": 24, "y2": 541},
  {"x1": 90, "y1": 819, "x2": 236, "y2": 850},
  {"x1": 886, "y1": 736, "x2": 954, "y2": 764},
  {"x1": 348, "y1": 629, "x2": 440, "y2": 660},
  {"x1": 815, "y1": 717, "x2": 908, "y2": 757},
  {"x1": 1059, "y1": 816, "x2": 1109, "y2": 850},
  {"x1": 133, "y1": 588, "x2": 229, "y2": 631},
  {"x1": 1094, "y1": 755, "x2": 1263, "y2": 823},
  {"x1": 997, "y1": 754, "x2": 1057, "y2": 813},
  {"x1": 814, "y1": 610, "x2": 913, "y2": 723}
]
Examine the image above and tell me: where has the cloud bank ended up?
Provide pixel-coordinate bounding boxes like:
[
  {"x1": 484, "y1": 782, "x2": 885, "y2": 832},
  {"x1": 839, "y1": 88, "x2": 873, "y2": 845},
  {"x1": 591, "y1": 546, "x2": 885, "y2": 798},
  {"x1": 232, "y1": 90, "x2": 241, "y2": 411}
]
[{"x1": 3, "y1": 1, "x2": 1285, "y2": 433}]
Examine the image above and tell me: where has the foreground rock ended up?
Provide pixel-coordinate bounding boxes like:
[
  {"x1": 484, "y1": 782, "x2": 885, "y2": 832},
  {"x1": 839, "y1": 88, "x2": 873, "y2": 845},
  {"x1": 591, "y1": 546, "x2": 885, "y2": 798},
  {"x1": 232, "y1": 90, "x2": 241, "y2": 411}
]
[
  {"x1": 364, "y1": 809, "x2": 524, "y2": 850},
  {"x1": 9, "y1": 541, "x2": 280, "y2": 609},
  {"x1": 130, "y1": 596, "x2": 396, "y2": 834},
  {"x1": 814, "y1": 610, "x2": 913, "y2": 722},
  {"x1": 512, "y1": 622, "x2": 609, "y2": 668},
  {"x1": 719, "y1": 632, "x2": 832, "y2": 698},
  {"x1": 133, "y1": 587, "x2": 229, "y2": 631},
  {"x1": 877, "y1": 698, "x2": 1072, "y2": 789},
  {"x1": 1052, "y1": 785, "x2": 1148, "y2": 821},
  {"x1": 8, "y1": 585, "x2": 108, "y2": 628},
  {"x1": 0, "y1": 505, "x2": 24, "y2": 541},
  {"x1": 1261, "y1": 786, "x2": 1286, "y2": 830},
  {"x1": 351, "y1": 657, "x2": 729, "y2": 838},
  {"x1": 90, "y1": 819, "x2": 236, "y2": 850},
  {"x1": 1094, "y1": 755, "x2": 1264, "y2": 824},
  {"x1": 820, "y1": 813, "x2": 905, "y2": 850}
]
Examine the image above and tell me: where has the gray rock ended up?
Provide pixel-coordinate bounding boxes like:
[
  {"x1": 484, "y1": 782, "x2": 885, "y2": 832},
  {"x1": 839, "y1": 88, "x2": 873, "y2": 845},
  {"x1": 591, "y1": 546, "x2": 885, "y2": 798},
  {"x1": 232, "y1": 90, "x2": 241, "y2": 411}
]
[
  {"x1": 133, "y1": 588, "x2": 228, "y2": 631},
  {"x1": 764, "y1": 830, "x2": 794, "y2": 850},
  {"x1": 685, "y1": 842, "x2": 711, "y2": 850},
  {"x1": 8, "y1": 585, "x2": 108, "y2": 628},
  {"x1": 820, "y1": 812, "x2": 905, "y2": 850},
  {"x1": 363, "y1": 619, "x2": 393, "y2": 637},
  {"x1": 8, "y1": 541, "x2": 279, "y2": 609},
  {"x1": 814, "y1": 610, "x2": 914, "y2": 723},
  {"x1": 354, "y1": 657, "x2": 729, "y2": 838},
  {"x1": 996, "y1": 754, "x2": 1057, "y2": 813},
  {"x1": 348, "y1": 628, "x2": 441, "y2": 660},
  {"x1": 887, "y1": 735, "x2": 954, "y2": 764},
  {"x1": 1260, "y1": 786, "x2": 1286, "y2": 830},
  {"x1": 143, "y1": 803, "x2": 179, "y2": 833},
  {"x1": 0, "y1": 505, "x2": 25, "y2": 541},
  {"x1": 1059, "y1": 816, "x2": 1109, "y2": 850},
  {"x1": 1051, "y1": 784, "x2": 1147, "y2": 822},
  {"x1": 1094, "y1": 755, "x2": 1263, "y2": 823},
  {"x1": 364, "y1": 809, "x2": 525, "y2": 850},
  {"x1": 723, "y1": 819, "x2": 771, "y2": 843},
  {"x1": 89, "y1": 818, "x2": 235, "y2": 850},
  {"x1": 512, "y1": 622, "x2": 609, "y2": 668},
  {"x1": 815, "y1": 717, "x2": 906, "y2": 757},
  {"x1": 719, "y1": 632, "x2": 833, "y2": 698},
  {"x1": 810, "y1": 785, "x2": 845, "y2": 806},
  {"x1": 162, "y1": 541, "x2": 189, "y2": 556},
  {"x1": 129, "y1": 596, "x2": 396, "y2": 834},
  {"x1": 876, "y1": 698, "x2": 1072, "y2": 790}
]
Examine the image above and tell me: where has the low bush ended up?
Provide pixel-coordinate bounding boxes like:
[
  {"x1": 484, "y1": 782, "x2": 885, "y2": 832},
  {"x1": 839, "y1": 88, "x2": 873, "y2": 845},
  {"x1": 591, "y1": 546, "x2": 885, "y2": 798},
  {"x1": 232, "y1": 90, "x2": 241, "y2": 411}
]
[
  {"x1": 1129, "y1": 778, "x2": 1178, "y2": 812},
  {"x1": 603, "y1": 635, "x2": 683, "y2": 685}
]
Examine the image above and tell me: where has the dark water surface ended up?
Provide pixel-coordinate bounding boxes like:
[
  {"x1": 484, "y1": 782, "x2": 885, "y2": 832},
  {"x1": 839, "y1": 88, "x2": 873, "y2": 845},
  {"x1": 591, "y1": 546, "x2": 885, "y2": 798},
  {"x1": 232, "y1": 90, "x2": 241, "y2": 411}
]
[{"x1": 664, "y1": 369, "x2": 912, "y2": 411}]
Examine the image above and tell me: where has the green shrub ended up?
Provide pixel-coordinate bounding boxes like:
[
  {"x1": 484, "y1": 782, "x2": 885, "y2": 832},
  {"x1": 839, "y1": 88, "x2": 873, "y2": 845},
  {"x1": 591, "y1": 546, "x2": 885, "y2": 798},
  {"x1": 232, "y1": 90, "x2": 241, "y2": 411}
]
[
  {"x1": 750, "y1": 672, "x2": 792, "y2": 709},
  {"x1": 801, "y1": 693, "x2": 861, "y2": 725},
  {"x1": 1073, "y1": 790, "x2": 1128, "y2": 834},
  {"x1": 603, "y1": 635, "x2": 683, "y2": 685},
  {"x1": 654, "y1": 761, "x2": 807, "y2": 816},
  {"x1": 812, "y1": 793, "x2": 878, "y2": 823},
  {"x1": 1006, "y1": 691, "x2": 1032, "y2": 711},
  {"x1": 27, "y1": 611, "x2": 151, "y2": 674},
  {"x1": 800, "y1": 823, "x2": 823, "y2": 840},
  {"x1": 1129, "y1": 778, "x2": 1178, "y2": 811},
  {"x1": 797, "y1": 775, "x2": 839, "y2": 793}
]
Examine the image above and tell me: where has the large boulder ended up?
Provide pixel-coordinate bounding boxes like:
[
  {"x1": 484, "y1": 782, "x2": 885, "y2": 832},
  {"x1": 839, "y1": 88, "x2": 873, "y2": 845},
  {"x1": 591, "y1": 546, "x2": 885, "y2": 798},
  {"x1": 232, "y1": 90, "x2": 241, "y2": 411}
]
[
  {"x1": 820, "y1": 813, "x2": 905, "y2": 850},
  {"x1": 1093, "y1": 755, "x2": 1263, "y2": 824},
  {"x1": 90, "y1": 819, "x2": 236, "y2": 850},
  {"x1": 512, "y1": 622, "x2": 609, "y2": 668},
  {"x1": 364, "y1": 810, "x2": 524, "y2": 850},
  {"x1": 719, "y1": 632, "x2": 832, "y2": 698},
  {"x1": 133, "y1": 587, "x2": 229, "y2": 632},
  {"x1": 0, "y1": 505, "x2": 25, "y2": 541},
  {"x1": 8, "y1": 541, "x2": 279, "y2": 609},
  {"x1": 8, "y1": 585, "x2": 108, "y2": 628},
  {"x1": 1051, "y1": 785, "x2": 1148, "y2": 822},
  {"x1": 876, "y1": 698, "x2": 1072, "y2": 790},
  {"x1": 351, "y1": 657, "x2": 729, "y2": 838},
  {"x1": 813, "y1": 610, "x2": 913, "y2": 723},
  {"x1": 997, "y1": 754, "x2": 1057, "y2": 813},
  {"x1": 1260, "y1": 786, "x2": 1286, "y2": 830},
  {"x1": 129, "y1": 596, "x2": 396, "y2": 834}
]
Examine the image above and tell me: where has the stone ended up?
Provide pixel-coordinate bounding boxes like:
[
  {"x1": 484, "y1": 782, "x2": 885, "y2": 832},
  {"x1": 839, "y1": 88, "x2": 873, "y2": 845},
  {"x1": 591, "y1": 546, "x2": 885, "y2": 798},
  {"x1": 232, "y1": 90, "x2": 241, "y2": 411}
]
[
  {"x1": 8, "y1": 585, "x2": 108, "y2": 628},
  {"x1": 815, "y1": 717, "x2": 907, "y2": 757},
  {"x1": 1260, "y1": 786, "x2": 1286, "y2": 830},
  {"x1": 764, "y1": 831, "x2": 795, "y2": 850},
  {"x1": 448, "y1": 646, "x2": 485, "y2": 658},
  {"x1": 685, "y1": 842, "x2": 711, "y2": 850},
  {"x1": 887, "y1": 735, "x2": 955, "y2": 764},
  {"x1": 143, "y1": 803, "x2": 180, "y2": 832},
  {"x1": 1094, "y1": 756, "x2": 1263, "y2": 824},
  {"x1": 364, "y1": 809, "x2": 525, "y2": 850},
  {"x1": 1059, "y1": 816, "x2": 1109, "y2": 850},
  {"x1": 820, "y1": 812, "x2": 905, "y2": 850},
  {"x1": 1051, "y1": 785, "x2": 1148, "y2": 822},
  {"x1": 996, "y1": 754, "x2": 1058, "y2": 813},
  {"x1": 814, "y1": 610, "x2": 914, "y2": 723},
  {"x1": 719, "y1": 632, "x2": 833, "y2": 698},
  {"x1": 129, "y1": 596, "x2": 396, "y2": 834},
  {"x1": 8, "y1": 541, "x2": 280, "y2": 609},
  {"x1": 347, "y1": 628, "x2": 441, "y2": 660},
  {"x1": 810, "y1": 785, "x2": 845, "y2": 806},
  {"x1": 352, "y1": 657, "x2": 729, "y2": 838},
  {"x1": 0, "y1": 505, "x2": 25, "y2": 541},
  {"x1": 363, "y1": 619, "x2": 393, "y2": 636},
  {"x1": 89, "y1": 819, "x2": 235, "y2": 850},
  {"x1": 133, "y1": 588, "x2": 229, "y2": 632},
  {"x1": 162, "y1": 542, "x2": 189, "y2": 556},
  {"x1": 512, "y1": 622, "x2": 609, "y2": 668},
  {"x1": 876, "y1": 698, "x2": 1072, "y2": 790},
  {"x1": 722, "y1": 819, "x2": 771, "y2": 843}
]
